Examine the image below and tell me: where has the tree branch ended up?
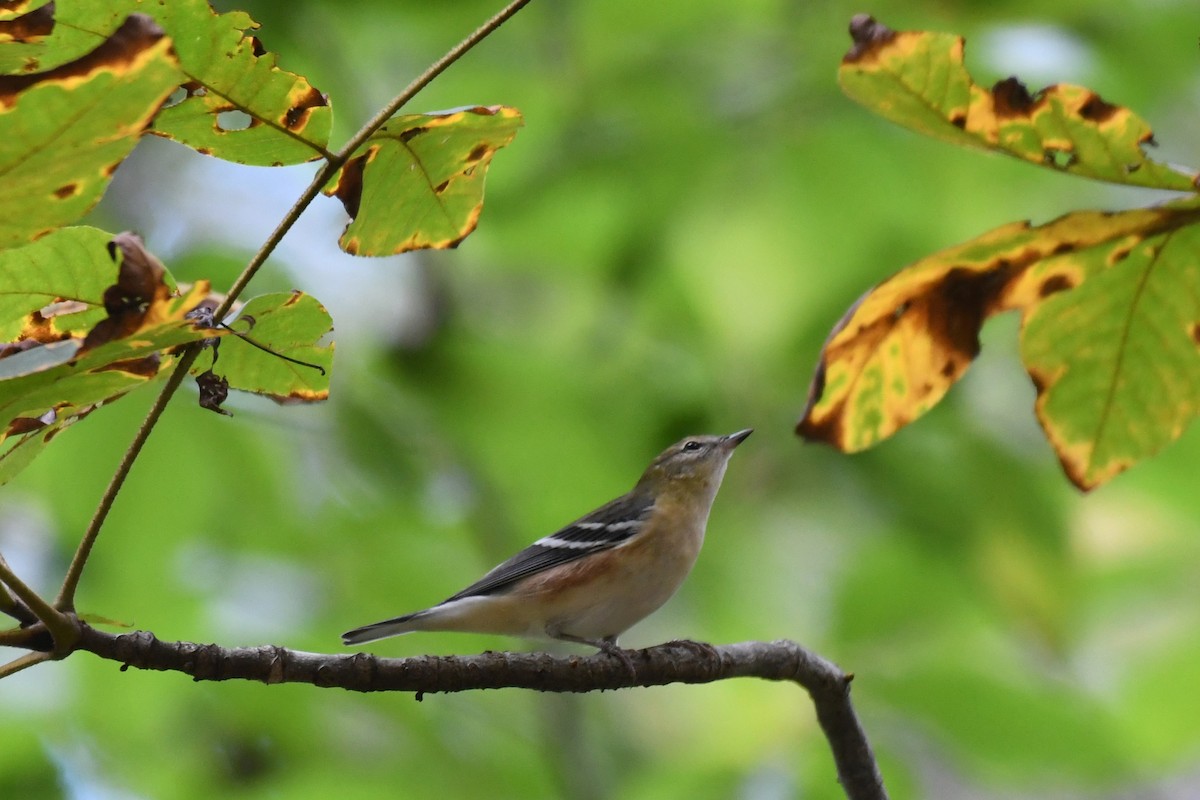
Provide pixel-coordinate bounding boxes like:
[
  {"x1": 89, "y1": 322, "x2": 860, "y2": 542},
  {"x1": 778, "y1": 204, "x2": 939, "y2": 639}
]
[{"x1": 74, "y1": 626, "x2": 887, "y2": 800}]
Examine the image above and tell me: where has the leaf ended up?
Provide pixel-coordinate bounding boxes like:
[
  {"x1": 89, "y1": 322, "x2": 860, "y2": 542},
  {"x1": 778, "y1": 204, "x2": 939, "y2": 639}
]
[
  {"x1": 0, "y1": 3, "x2": 89, "y2": 75},
  {"x1": 142, "y1": 0, "x2": 331, "y2": 165},
  {"x1": 0, "y1": 14, "x2": 182, "y2": 248},
  {"x1": 798, "y1": 197, "x2": 1200, "y2": 490},
  {"x1": 325, "y1": 105, "x2": 523, "y2": 255},
  {"x1": 839, "y1": 15, "x2": 1198, "y2": 191},
  {"x1": 1020, "y1": 223, "x2": 1200, "y2": 489},
  {"x1": 2, "y1": 1, "x2": 331, "y2": 165},
  {"x1": 80, "y1": 230, "x2": 174, "y2": 351},
  {"x1": 0, "y1": 226, "x2": 119, "y2": 343},
  {"x1": 194, "y1": 291, "x2": 334, "y2": 403},
  {"x1": 0, "y1": 229, "x2": 220, "y2": 484}
]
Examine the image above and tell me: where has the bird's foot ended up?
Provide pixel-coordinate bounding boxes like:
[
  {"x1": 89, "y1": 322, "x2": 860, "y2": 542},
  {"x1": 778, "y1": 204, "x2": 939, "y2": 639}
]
[
  {"x1": 663, "y1": 638, "x2": 721, "y2": 665},
  {"x1": 598, "y1": 639, "x2": 637, "y2": 680}
]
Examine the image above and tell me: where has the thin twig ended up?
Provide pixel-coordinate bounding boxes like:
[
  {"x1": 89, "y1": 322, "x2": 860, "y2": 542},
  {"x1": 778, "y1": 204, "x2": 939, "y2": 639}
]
[
  {"x1": 56, "y1": 0, "x2": 534, "y2": 611},
  {"x1": 0, "y1": 651, "x2": 51, "y2": 679},
  {"x1": 54, "y1": 347, "x2": 201, "y2": 612},
  {"x1": 74, "y1": 629, "x2": 887, "y2": 800},
  {"x1": 0, "y1": 556, "x2": 71, "y2": 645},
  {"x1": 0, "y1": 554, "x2": 24, "y2": 620}
]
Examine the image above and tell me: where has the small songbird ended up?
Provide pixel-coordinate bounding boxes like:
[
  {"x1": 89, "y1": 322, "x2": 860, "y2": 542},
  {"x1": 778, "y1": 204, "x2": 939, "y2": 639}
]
[{"x1": 341, "y1": 429, "x2": 752, "y2": 659}]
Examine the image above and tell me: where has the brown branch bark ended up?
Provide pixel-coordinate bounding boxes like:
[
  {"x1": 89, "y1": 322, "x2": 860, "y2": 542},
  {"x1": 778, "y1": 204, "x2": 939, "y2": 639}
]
[{"x1": 74, "y1": 625, "x2": 887, "y2": 800}]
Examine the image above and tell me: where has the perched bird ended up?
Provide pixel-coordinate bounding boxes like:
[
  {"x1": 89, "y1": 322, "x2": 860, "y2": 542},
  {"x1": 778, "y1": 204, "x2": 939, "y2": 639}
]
[{"x1": 342, "y1": 429, "x2": 752, "y2": 660}]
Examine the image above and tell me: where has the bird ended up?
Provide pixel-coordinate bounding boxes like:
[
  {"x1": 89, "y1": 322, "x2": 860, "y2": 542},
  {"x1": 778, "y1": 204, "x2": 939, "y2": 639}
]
[{"x1": 341, "y1": 429, "x2": 752, "y2": 662}]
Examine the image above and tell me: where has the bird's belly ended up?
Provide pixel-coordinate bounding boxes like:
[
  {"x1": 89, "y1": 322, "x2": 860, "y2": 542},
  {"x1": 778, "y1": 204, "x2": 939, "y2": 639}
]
[{"x1": 543, "y1": 533, "x2": 702, "y2": 640}]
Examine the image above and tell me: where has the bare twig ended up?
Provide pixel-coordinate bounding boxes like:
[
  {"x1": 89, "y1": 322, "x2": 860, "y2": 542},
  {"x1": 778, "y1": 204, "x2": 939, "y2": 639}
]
[
  {"x1": 74, "y1": 628, "x2": 887, "y2": 800},
  {"x1": 54, "y1": 347, "x2": 201, "y2": 612},
  {"x1": 0, "y1": 650, "x2": 52, "y2": 679},
  {"x1": 0, "y1": 557, "x2": 72, "y2": 648},
  {"x1": 56, "y1": 0, "x2": 534, "y2": 611},
  {"x1": 0, "y1": 553, "x2": 32, "y2": 623}
]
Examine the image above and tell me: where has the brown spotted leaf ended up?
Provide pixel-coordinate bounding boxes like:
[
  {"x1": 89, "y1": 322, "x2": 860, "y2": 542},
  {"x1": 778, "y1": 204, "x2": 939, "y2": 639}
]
[
  {"x1": 840, "y1": 15, "x2": 1198, "y2": 191},
  {"x1": 798, "y1": 197, "x2": 1200, "y2": 490},
  {"x1": 0, "y1": 229, "x2": 222, "y2": 484},
  {"x1": 325, "y1": 106, "x2": 523, "y2": 256},
  {"x1": 1, "y1": 1, "x2": 330, "y2": 165},
  {"x1": 190, "y1": 291, "x2": 333, "y2": 404},
  {"x1": 0, "y1": 14, "x2": 182, "y2": 248},
  {"x1": 0, "y1": 3, "x2": 89, "y2": 74},
  {"x1": 1017, "y1": 217, "x2": 1200, "y2": 489},
  {"x1": 142, "y1": 0, "x2": 331, "y2": 165},
  {"x1": 0, "y1": 226, "x2": 124, "y2": 344}
]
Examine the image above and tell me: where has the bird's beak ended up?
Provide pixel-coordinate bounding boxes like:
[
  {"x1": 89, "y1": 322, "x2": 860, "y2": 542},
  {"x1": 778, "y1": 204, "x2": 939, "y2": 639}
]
[{"x1": 724, "y1": 429, "x2": 753, "y2": 448}]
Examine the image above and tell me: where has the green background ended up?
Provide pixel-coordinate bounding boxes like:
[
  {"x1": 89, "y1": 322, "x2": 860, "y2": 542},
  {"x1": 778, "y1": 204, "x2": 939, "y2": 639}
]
[{"x1": 3, "y1": 0, "x2": 1199, "y2": 797}]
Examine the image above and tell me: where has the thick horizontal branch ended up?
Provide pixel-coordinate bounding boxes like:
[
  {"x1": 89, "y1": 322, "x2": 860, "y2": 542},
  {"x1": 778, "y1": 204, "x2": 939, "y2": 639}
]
[{"x1": 75, "y1": 625, "x2": 887, "y2": 800}]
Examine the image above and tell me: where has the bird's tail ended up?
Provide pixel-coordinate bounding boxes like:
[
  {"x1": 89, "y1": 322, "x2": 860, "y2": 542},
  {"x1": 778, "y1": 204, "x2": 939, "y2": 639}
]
[
  {"x1": 341, "y1": 611, "x2": 428, "y2": 645},
  {"x1": 342, "y1": 595, "x2": 532, "y2": 646}
]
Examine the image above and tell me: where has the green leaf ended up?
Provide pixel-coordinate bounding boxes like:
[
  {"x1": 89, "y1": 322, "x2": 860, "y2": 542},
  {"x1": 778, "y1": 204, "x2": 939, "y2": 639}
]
[
  {"x1": 839, "y1": 15, "x2": 1199, "y2": 191},
  {"x1": 325, "y1": 105, "x2": 523, "y2": 255},
  {"x1": 0, "y1": 229, "x2": 219, "y2": 484},
  {"x1": 142, "y1": 0, "x2": 331, "y2": 165},
  {"x1": 2, "y1": 1, "x2": 331, "y2": 166},
  {"x1": 0, "y1": 4, "x2": 93, "y2": 75},
  {"x1": 1021, "y1": 222, "x2": 1200, "y2": 489},
  {"x1": 0, "y1": 226, "x2": 115, "y2": 342},
  {"x1": 799, "y1": 197, "x2": 1200, "y2": 490},
  {"x1": 197, "y1": 291, "x2": 334, "y2": 403},
  {"x1": 0, "y1": 14, "x2": 182, "y2": 248}
]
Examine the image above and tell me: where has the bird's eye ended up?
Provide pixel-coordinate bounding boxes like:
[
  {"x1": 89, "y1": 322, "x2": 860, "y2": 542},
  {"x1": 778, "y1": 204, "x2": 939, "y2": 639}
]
[{"x1": 683, "y1": 440, "x2": 702, "y2": 452}]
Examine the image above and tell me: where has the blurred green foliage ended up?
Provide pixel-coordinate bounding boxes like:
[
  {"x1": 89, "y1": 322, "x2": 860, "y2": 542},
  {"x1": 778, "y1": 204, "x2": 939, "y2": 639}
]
[{"x1": 2, "y1": 0, "x2": 1199, "y2": 798}]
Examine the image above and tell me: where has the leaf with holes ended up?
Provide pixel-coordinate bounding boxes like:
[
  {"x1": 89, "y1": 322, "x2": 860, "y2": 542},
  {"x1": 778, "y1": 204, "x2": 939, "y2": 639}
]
[
  {"x1": 325, "y1": 105, "x2": 523, "y2": 255},
  {"x1": 143, "y1": 0, "x2": 331, "y2": 165},
  {"x1": 798, "y1": 196, "x2": 1200, "y2": 490},
  {"x1": 840, "y1": 15, "x2": 1198, "y2": 191},
  {"x1": 0, "y1": 14, "x2": 181, "y2": 248},
  {"x1": 193, "y1": 291, "x2": 333, "y2": 403},
  {"x1": 4, "y1": 0, "x2": 331, "y2": 166}
]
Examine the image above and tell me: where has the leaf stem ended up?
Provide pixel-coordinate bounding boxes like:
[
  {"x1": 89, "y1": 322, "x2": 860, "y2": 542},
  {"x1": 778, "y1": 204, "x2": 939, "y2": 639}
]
[{"x1": 58, "y1": 0, "x2": 534, "y2": 611}]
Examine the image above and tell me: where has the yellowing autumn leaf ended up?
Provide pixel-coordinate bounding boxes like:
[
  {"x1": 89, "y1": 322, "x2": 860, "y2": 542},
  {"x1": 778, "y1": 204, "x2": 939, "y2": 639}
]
[
  {"x1": 839, "y1": 15, "x2": 1198, "y2": 191},
  {"x1": 325, "y1": 105, "x2": 523, "y2": 255},
  {"x1": 800, "y1": 17, "x2": 1200, "y2": 491},
  {"x1": 0, "y1": 15, "x2": 182, "y2": 248},
  {"x1": 0, "y1": 229, "x2": 218, "y2": 485},
  {"x1": 798, "y1": 198, "x2": 1200, "y2": 491}
]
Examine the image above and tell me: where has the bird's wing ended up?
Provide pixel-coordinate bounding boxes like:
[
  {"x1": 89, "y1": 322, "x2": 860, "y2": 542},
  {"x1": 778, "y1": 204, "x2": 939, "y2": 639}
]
[{"x1": 443, "y1": 490, "x2": 655, "y2": 601}]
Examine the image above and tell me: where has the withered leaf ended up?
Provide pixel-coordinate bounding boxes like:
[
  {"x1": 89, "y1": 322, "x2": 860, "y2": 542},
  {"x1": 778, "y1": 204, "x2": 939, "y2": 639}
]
[
  {"x1": 196, "y1": 369, "x2": 232, "y2": 416},
  {"x1": 82, "y1": 231, "x2": 173, "y2": 351}
]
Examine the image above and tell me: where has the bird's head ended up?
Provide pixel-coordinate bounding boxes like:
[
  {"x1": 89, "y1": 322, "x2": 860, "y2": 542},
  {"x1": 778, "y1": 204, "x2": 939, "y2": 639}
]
[{"x1": 635, "y1": 429, "x2": 752, "y2": 497}]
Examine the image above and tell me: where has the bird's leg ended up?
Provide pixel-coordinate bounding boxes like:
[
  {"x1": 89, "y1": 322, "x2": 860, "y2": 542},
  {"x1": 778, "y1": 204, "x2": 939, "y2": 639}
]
[{"x1": 551, "y1": 631, "x2": 637, "y2": 679}]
